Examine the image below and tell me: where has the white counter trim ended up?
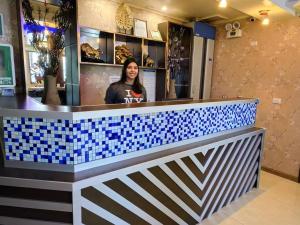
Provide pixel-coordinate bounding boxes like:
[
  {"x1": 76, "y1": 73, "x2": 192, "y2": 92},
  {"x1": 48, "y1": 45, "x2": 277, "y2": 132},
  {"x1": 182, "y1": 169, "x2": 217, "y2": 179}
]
[{"x1": 1, "y1": 98, "x2": 258, "y2": 120}]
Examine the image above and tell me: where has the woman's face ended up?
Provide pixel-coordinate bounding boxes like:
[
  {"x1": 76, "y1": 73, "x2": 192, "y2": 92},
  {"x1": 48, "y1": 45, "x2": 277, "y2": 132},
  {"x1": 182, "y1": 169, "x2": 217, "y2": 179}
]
[{"x1": 126, "y1": 62, "x2": 139, "y2": 82}]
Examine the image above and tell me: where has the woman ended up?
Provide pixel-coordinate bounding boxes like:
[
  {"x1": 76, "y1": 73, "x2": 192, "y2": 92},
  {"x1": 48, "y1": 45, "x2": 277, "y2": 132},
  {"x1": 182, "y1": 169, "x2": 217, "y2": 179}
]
[{"x1": 105, "y1": 57, "x2": 147, "y2": 104}]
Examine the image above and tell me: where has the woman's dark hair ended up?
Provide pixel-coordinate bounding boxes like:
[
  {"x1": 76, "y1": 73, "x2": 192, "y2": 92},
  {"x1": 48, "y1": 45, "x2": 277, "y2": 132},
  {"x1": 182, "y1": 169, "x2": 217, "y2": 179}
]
[{"x1": 120, "y1": 57, "x2": 143, "y2": 94}]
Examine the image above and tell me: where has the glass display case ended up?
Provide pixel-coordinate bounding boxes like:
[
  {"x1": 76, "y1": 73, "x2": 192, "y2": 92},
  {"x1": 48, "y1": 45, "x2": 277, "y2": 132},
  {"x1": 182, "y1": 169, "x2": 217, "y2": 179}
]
[{"x1": 158, "y1": 22, "x2": 193, "y2": 99}]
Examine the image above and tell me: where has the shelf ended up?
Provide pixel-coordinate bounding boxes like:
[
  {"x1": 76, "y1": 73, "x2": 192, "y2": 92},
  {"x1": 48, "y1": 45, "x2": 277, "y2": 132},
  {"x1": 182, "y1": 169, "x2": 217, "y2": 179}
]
[
  {"x1": 80, "y1": 27, "x2": 113, "y2": 37},
  {"x1": 80, "y1": 62, "x2": 166, "y2": 70},
  {"x1": 115, "y1": 33, "x2": 166, "y2": 43},
  {"x1": 80, "y1": 62, "x2": 122, "y2": 67},
  {"x1": 115, "y1": 32, "x2": 141, "y2": 39},
  {"x1": 174, "y1": 84, "x2": 189, "y2": 87},
  {"x1": 80, "y1": 26, "x2": 165, "y2": 43},
  {"x1": 28, "y1": 86, "x2": 65, "y2": 91},
  {"x1": 141, "y1": 66, "x2": 166, "y2": 70},
  {"x1": 143, "y1": 37, "x2": 166, "y2": 43}
]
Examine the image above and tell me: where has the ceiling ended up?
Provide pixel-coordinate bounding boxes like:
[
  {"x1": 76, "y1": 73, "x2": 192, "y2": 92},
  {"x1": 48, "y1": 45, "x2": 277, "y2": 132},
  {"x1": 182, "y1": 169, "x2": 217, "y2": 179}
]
[
  {"x1": 229, "y1": 0, "x2": 297, "y2": 22},
  {"x1": 120, "y1": 0, "x2": 298, "y2": 23},
  {"x1": 123, "y1": 0, "x2": 246, "y2": 22}
]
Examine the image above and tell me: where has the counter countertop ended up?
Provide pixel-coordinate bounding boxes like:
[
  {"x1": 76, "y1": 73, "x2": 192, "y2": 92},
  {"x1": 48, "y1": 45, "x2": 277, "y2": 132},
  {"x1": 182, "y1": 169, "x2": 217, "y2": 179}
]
[
  {"x1": 0, "y1": 95, "x2": 257, "y2": 113},
  {"x1": 0, "y1": 95, "x2": 259, "y2": 120}
]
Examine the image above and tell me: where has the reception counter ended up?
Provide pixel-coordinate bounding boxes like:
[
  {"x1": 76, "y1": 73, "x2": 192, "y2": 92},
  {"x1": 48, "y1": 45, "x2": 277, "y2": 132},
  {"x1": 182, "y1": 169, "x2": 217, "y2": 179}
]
[{"x1": 0, "y1": 96, "x2": 265, "y2": 224}]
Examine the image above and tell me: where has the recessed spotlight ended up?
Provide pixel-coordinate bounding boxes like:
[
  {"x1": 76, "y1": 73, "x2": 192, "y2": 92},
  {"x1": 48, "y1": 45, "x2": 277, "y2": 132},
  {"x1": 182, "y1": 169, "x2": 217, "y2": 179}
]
[
  {"x1": 219, "y1": 0, "x2": 227, "y2": 8},
  {"x1": 162, "y1": 6, "x2": 167, "y2": 11},
  {"x1": 259, "y1": 10, "x2": 270, "y2": 25},
  {"x1": 262, "y1": 17, "x2": 270, "y2": 25}
]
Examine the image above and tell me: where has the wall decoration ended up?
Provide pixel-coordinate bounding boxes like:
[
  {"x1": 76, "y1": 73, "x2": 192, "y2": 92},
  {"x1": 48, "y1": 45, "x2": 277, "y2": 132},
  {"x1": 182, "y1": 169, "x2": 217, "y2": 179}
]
[
  {"x1": 115, "y1": 3, "x2": 133, "y2": 34},
  {"x1": 134, "y1": 18, "x2": 148, "y2": 38},
  {"x1": 150, "y1": 30, "x2": 162, "y2": 41},
  {"x1": 0, "y1": 13, "x2": 4, "y2": 37},
  {"x1": 143, "y1": 54, "x2": 154, "y2": 67},
  {"x1": 0, "y1": 44, "x2": 16, "y2": 87},
  {"x1": 81, "y1": 43, "x2": 104, "y2": 63},
  {"x1": 115, "y1": 45, "x2": 133, "y2": 64}
]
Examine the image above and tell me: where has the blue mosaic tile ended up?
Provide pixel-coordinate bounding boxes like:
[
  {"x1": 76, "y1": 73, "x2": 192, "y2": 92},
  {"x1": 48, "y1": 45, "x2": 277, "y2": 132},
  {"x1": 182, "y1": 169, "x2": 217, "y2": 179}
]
[{"x1": 3, "y1": 102, "x2": 258, "y2": 165}]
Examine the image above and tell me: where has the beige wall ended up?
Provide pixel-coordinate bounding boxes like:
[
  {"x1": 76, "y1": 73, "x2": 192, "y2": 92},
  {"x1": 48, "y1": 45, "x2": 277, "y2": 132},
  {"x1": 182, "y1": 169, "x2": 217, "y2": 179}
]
[
  {"x1": 0, "y1": 0, "x2": 22, "y2": 89},
  {"x1": 211, "y1": 17, "x2": 300, "y2": 179},
  {"x1": 78, "y1": 0, "x2": 184, "y2": 35}
]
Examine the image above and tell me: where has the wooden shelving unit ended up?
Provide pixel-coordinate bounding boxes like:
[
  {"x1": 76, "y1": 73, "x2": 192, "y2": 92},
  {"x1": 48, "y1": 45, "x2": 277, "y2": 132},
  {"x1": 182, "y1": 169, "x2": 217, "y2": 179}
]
[
  {"x1": 80, "y1": 62, "x2": 122, "y2": 67},
  {"x1": 79, "y1": 26, "x2": 168, "y2": 102},
  {"x1": 79, "y1": 26, "x2": 166, "y2": 69}
]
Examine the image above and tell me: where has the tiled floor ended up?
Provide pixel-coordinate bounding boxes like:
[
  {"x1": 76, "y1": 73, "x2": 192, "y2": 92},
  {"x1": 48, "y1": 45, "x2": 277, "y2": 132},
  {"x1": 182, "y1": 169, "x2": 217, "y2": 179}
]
[{"x1": 201, "y1": 171, "x2": 300, "y2": 225}]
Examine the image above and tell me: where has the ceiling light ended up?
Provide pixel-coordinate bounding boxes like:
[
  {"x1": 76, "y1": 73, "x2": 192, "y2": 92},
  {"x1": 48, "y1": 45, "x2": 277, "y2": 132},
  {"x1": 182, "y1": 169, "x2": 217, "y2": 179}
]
[
  {"x1": 162, "y1": 6, "x2": 167, "y2": 11},
  {"x1": 262, "y1": 17, "x2": 270, "y2": 25},
  {"x1": 259, "y1": 10, "x2": 270, "y2": 25},
  {"x1": 219, "y1": 0, "x2": 227, "y2": 8}
]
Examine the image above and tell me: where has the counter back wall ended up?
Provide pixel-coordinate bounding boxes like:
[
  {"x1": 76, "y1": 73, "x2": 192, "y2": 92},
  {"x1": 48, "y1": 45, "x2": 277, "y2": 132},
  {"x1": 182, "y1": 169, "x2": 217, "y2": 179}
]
[
  {"x1": 81, "y1": 65, "x2": 150, "y2": 105},
  {"x1": 78, "y1": 0, "x2": 187, "y2": 105},
  {"x1": 211, "y1": 17, "x2": 300, "y2": 180}
]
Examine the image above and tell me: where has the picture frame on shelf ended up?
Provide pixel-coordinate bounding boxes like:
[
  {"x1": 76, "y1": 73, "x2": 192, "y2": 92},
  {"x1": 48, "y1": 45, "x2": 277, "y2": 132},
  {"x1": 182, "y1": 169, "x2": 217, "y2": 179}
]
[
  {"x1": 134, "y1": 18, "x2": 148, "y2": 38},
  {"x1": 0, "y1": 44, "x2": 16, "y2": 87},
  {"x1": 0, "y1": 13, "x2": 4, "y2": 37},
  {"x1": 150, "y1": 30, "x2": 162, "y2": 41}
]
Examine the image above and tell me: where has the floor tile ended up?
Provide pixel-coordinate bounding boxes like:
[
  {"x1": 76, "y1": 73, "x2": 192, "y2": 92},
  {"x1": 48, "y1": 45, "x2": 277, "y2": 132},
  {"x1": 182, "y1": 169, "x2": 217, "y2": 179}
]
[{"x1": 202, "y1": 171, "x2": 300, "y2": 225}]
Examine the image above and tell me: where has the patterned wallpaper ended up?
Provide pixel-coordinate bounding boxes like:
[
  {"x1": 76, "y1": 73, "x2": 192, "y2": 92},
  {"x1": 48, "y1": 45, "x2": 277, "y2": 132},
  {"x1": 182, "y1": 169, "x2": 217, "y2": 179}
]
[
  {"x1": 211, "y1": 17, "x2": 300, "y2": 179},
  {"x1": 0, "y1": 0, "x2": 22, "y2": 89}
]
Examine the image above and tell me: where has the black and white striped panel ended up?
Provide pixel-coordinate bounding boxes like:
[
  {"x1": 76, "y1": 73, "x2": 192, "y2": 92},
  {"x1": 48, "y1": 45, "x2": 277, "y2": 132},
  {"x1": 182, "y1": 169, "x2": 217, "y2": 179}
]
[
  {"x1": 77, "y1": 130, "x2": 264, "y2": 225},
  {"x1": 0, "y1": 185, "x2": 73, "y2": 225}
]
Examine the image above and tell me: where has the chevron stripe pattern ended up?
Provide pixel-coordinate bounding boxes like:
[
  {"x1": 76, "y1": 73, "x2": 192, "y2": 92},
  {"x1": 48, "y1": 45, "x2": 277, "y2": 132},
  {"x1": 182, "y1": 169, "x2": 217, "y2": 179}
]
[{"x1": 76, "y1": 130, "x2": 264, "y2": 225}]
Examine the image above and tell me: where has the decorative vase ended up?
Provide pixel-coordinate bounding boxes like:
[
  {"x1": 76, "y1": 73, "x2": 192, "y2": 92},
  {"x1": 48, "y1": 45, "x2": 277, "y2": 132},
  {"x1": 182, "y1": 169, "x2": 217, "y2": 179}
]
[
  {"x1": 167, "y1": 79, "x2": 177, "y2": 99},
  {"x1": 42, "y1": 75, "x2": 61, "y2": 105}
]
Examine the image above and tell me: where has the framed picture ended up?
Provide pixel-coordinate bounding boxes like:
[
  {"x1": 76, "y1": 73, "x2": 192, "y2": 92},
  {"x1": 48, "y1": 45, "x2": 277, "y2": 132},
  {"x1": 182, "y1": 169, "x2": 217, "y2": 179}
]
[
  {"x1": 0, "y1": 13, "x2": 3, "y2": 37},
  {"x1": 151, "y1": 30, "x2": 162, "y2": 41},
  {"x1": 134, "y1": 18, "x2": 148, "y2": 38},
  {"x1": 0, "y1": 44, "x2": 16, "y2": 87}
]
